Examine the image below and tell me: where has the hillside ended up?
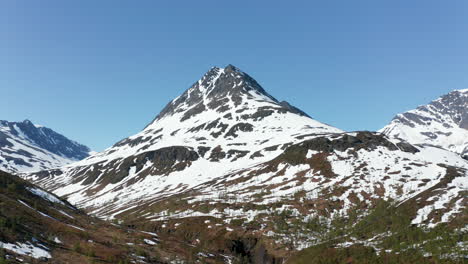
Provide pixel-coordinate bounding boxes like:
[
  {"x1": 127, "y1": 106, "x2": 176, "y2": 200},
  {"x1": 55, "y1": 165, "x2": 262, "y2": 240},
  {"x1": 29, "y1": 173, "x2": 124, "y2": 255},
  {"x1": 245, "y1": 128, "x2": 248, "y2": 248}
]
[{"x1": 0, "y1": 170, "x2": 211, "y2": 264}]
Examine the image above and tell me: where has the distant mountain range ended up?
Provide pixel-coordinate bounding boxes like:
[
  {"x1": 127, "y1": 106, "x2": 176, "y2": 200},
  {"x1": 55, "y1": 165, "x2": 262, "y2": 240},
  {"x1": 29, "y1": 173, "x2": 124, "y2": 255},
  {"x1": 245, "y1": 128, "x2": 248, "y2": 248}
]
[
  {"x1": 381, "y1": 89, "x2": 468, "y2": 159},
  {"x1": 0, "y1": 120, "x2": 91, "y2": 173},
  {"x1": 2, "y1": 65, "x2": 467, "y2": 263}
]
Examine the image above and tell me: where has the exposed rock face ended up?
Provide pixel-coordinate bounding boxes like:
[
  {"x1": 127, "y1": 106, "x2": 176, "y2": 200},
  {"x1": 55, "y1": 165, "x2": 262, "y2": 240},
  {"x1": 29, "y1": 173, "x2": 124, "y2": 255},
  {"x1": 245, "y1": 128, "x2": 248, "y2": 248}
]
[
  {"x1": 381, "y1": 89, "x2": 468, "y2": 157},
  {"x1": 271, "y1": 132, "x2": 420, "y2": 168},
  {"x1": 0, "y1": 120, "x2": 91, "y2": 173},
  {"x1": 289, "y1": 132, "x2": 419, "y2": 154}
]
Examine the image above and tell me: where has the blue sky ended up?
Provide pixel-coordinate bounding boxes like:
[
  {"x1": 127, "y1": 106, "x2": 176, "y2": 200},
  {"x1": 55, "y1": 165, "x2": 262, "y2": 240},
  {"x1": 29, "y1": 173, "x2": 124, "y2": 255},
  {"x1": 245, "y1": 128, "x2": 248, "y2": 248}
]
[{"x1": 2, "y1": 1, "x2": 468, "y2": 151}]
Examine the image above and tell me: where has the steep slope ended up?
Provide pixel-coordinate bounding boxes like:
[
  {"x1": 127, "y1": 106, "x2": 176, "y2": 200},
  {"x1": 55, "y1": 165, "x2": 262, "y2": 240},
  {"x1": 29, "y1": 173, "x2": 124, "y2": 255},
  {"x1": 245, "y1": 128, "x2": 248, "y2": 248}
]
[
  {"x1": 0, "y1": 170, "x2": 169, "y2": 263},
  {"x1": 3, "y1": 169, "x2": 262, "y2": 263},
  {"x1": 24, "y1": 64, "x2": 342, "y2": 218},
  {"x1": 381, "y1": 89, "x2": 468, "y2": 159},
  {"x1": 0, "y1": 120, "x2": 91, "y2": 173}
]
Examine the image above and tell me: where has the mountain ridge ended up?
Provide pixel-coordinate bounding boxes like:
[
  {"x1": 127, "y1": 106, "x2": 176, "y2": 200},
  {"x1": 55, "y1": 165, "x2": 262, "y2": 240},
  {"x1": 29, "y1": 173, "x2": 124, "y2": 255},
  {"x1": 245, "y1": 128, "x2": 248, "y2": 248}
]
[
  {"x1": 381, "y1": 88, "x2": 468, "y2": 159},
  {"x1": 0, "y1": 120, "x2": 92, "y2": 173}
]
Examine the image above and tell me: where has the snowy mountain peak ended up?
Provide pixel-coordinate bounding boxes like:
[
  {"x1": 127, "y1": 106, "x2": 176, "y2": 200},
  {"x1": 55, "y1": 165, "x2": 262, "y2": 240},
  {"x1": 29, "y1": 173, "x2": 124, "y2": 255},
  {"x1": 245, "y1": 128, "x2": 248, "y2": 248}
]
[
  {"x1": 27, "y1": 65, "x2": 343, "y2": 217},
  {"x1": 381, "y1": 89, "x2": 468, "y2": 158},
  {"x1": 155, "y1": 65, "x2": 280, "y2": 122},
  {"x1": 101, "y1": 65, "x2": 342, "y2": 161},
  {"x1": 454, "y1": 88, "x2": 468, "y2": 93},
  {"x1": 224, "y1": 63, "x2": 238, "y2": 71},
  {"x1": 0, "y1": 120, "x2": 91, "y2": 173}
]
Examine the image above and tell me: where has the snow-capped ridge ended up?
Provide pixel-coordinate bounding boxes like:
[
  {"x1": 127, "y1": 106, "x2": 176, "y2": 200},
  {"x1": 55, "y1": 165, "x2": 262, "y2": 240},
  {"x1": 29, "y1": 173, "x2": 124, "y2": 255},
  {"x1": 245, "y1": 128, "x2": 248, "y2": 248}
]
[
  {"x1": 153, "y1": 64, "x2": 281, "y2": 122},
  {"x1": 381, "y1": 88, "x2": 468, "y2": 158},
  {"x1": 0, "y1": 119, "x2": 92, "y2": 173}
]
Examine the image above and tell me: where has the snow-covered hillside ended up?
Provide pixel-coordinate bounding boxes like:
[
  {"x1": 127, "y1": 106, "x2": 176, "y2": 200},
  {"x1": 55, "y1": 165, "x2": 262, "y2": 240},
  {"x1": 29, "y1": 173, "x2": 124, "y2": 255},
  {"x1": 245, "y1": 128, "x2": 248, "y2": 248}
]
[
  {"x1": 381, "y1": 89, "x2": 468, "y2": 159},
  {"x1": 0, "y1": 120, "x2": 91, "y2": 173},
  {"x1": 101, "y1": 131, "x2": 467, "y2": 257},
  {"x1": 23, "y1": 65, "x2": 342, "y2": 216},
  {"x1": 98, "y1": 132, "x2": 468, "y2": 227}
]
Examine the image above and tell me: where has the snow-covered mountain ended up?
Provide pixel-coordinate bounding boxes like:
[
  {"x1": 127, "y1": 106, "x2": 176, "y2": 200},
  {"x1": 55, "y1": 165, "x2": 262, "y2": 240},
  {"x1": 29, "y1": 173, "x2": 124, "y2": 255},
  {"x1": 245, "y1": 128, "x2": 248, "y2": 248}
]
[
  {"x1": 19, "y1": 66, "x2": 468, "y2": 261},
  {"x1": 111, "y1": 129, "x2": 467, "y2": 225},
  {"x1": 0, "y1": 120, "x2": 91, "y2": 173},
  {"x1": 23, "y1": 64, "x2": 342, "y2": 215},
  {"x1": 23, "y1": 65, "x2": 467, "y2": 224},
  {"x1": 381, "y1": 89, "x2": 468, "y2": 159}
]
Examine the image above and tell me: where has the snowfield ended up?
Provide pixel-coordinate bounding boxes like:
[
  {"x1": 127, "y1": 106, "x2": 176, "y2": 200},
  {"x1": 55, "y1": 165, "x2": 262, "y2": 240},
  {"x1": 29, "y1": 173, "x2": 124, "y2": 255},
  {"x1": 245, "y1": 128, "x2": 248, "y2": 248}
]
[{"x1": 0, "y1": 241, "x2": 51, "y2": 259}]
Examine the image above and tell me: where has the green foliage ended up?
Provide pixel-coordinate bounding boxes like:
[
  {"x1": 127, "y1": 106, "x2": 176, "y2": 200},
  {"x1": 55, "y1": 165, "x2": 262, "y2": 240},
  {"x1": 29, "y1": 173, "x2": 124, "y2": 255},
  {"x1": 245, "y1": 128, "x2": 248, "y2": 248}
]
[
  {"x1": 352, "y1": 200, "x2": 412, "y2": 239},
  {"x1": 0, "y1": 217, "x2": 7, "y2": 229},
  {"x1": 0, "y1": 249, "x2": 7, "y2": 264},
  {"x1": 304, "y1": 215, "x2": 327, "y2": 236},
  {"x1": 231, "y1": 218, "x2": 245, "y2": 227},
  {"x1": 273, "y1": 209, "x2": 294, "y2": 232},
  {"x1": 136, "y1": 247, "x2": 148, "y2": 258},
  {"x1": 290, "y1": 199, "x2": 467, "y2": 263},
  {"x1": 245, "y1": 217, "x2": 262, "y2": 230},
  {"x1": 290, "y1": 244, "x2": 436, "y2": 264},
  {"x1": 196, "y1": 203, "x2": 211, "y2": 214},
  {"x1": 72, "y1": 242, "x2": 82, "y2": 253},
  {"x1": 0, "y1": 214, "x2": 23, "y2": 235},
  {"x1": 86, "y1": 246, "x2": 96, "y2": 258},
  {"x1": 233, "y1": 255, "x2": 250, "y2": 264},
  {"x1": 6, "y1": 183, "x2": 17, "y2": 193}
]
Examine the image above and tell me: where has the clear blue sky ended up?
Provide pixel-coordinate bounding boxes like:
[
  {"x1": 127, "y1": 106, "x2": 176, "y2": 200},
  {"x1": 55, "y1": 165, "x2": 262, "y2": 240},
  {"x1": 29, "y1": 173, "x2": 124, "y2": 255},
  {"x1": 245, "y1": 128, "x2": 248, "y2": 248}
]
[{"x1": 2, "y1": 1, "x2": 468, "y2": 151}]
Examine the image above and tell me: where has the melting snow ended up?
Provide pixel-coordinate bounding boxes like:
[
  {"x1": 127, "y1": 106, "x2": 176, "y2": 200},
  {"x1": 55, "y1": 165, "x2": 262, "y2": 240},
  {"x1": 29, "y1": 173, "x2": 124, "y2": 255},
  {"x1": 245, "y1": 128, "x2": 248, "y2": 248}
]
[
  {"x1": 0, "y1": 241, "x2": 51, "y2": 259},
  {"x1": 27, "y1": 187, "x2": 65, "y2": 205}
]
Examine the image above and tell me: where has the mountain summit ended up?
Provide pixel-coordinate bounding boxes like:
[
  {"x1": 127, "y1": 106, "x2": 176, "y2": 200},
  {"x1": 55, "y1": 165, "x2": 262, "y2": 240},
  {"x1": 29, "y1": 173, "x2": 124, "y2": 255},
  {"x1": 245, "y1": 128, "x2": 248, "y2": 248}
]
[
  {"x1": 25, "y1": 65, "x2": 342, "y2": 216},
  {"x1": 155, "y1": 64, "x2": 308, "y2": 122}
]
